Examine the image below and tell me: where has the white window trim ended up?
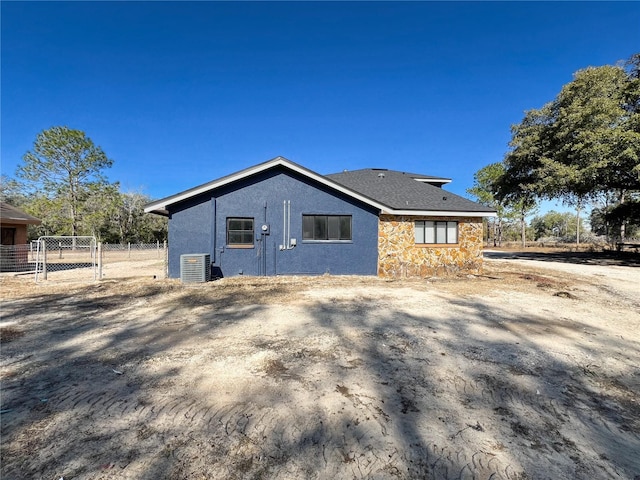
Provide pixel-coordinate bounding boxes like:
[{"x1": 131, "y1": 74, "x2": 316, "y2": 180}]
[{"x1": 415, "y1": 220, "x2": 458, "y2": 245}]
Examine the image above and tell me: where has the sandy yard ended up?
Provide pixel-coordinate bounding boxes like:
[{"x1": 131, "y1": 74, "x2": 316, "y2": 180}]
[{"x1": 1, "y1": 251, "x2": 639, "y2": 479}]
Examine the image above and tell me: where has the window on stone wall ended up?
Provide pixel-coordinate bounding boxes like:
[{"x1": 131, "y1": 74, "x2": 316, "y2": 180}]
[
  {"x1": 302, "y1": 215, "x2": 352, "y2": 241},
  {"x1": 227, "y1": 218, "x2": 254, "y2": 247},
  {"x1": 414, "y1": 220, "x2": 458, "y2": 244}
]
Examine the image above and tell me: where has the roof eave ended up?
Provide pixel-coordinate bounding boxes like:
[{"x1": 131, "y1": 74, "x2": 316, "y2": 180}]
[
  {"x1": 145, "y1": 208, "x2": 169, "y2": 217},
  {"x1": 0, "y1": 217, "x2": 42, "y2": 225},
  {"x1": 143, "y1": 158, "x2": 497, "y2": 219},
  {"x1": 381, "y1": 209, "x2": 496, "y2": 217}
]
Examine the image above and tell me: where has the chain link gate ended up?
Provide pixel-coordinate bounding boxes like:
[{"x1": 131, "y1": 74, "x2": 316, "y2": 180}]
[{"x1": 35, "y1": 236, "x2": 97, "y2": 282}]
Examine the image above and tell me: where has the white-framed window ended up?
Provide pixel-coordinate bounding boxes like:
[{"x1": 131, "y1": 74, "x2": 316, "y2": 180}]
[
  {"x1": 415, "y1": 220, "x2": 458, "y2": 244},
  {"x1": 227, "y1": 218, "x2": 254, "y2": 247},
  {"x1": 302, "y1": 215, "x2": 352, "y2": 241}
]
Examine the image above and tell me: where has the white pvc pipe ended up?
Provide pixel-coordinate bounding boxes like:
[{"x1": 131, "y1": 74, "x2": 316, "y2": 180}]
[
  {"x1": 287, "y1": 200, "x2": 291, "y2": 248},
  {"x1": 283, "y1": 200, "x2": 287, "y2": 248}
]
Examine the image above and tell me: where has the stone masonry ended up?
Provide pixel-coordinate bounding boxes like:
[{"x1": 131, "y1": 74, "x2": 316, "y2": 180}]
[{"x1": 378, "y1": 215, "x2": 484, "y2": 277}]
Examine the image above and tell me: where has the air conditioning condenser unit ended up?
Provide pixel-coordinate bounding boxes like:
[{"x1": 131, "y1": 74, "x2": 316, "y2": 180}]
[{"x1": 180, "y1": 254, "x2": 211, "y2": 283}]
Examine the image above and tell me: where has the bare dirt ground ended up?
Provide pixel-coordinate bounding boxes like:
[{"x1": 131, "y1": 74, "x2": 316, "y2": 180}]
[{"x1": 1, "y1": 251, "x2": 639, "y2": 480}]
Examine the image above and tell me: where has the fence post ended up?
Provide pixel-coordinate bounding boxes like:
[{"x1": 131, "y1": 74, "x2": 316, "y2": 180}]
[
  {"x1": 97, "y1": 242, "x2": 103, "y2": 280},
  {"x1": 42, "y1": 240, "x2": 47, "y2": 280},
  {"x1": 128, "y1": 242, "x2": 131, "y2": 258},
  {"x1": 164, "y1": 240, "x2": 168, "y2": 278}
]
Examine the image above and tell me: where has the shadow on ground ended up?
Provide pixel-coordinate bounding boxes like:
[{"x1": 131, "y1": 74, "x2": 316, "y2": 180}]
[
  {"x1": 483, "y1": 249, "x2": 640, "y2": 267},
  {"x1": 1, "y1": 274, "x2": 639, "y2": 479}
]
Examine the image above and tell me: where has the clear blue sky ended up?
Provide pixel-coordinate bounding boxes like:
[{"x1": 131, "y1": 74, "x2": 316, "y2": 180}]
[{"x1": 2, "y1": 1, "x2": 638, "y2": 207}]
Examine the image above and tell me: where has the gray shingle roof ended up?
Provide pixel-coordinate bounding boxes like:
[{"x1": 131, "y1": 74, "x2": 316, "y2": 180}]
[
  {"x1": 326, "y1": 169, "x2": 494, "y2": 213},
  {"x1": 0, "y1": 202, "x2": 42, "y2": 225},
  {"x1": 145, "y1": 157, "x2": 495, "y2": 216}
]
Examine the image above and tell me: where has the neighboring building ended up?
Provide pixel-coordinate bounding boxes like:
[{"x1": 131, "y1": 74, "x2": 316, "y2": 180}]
[
  {"x1": 144, "y1": 157, "x2": 495, "y2": 279},
  {"x1": 0, "y1": 202, "x2": 41, "y2": 272},
  {"x1": 0, "y1": 202, "x2": 41, "y2": 246}
]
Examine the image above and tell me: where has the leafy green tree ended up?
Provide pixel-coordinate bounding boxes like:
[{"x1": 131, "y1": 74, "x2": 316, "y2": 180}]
[
  {"x1": 488, "y1": 163, "x2": 537, "y2": 247},
  {"x1": 137, "y1": 209, "x2": 168, "y2": 243},
  {"x1": 591, "y1": 195, "x2": 640, "y2": 241},
  {"x1": 531, "y1": 210, "x2": 586, "y2": 241},
  {"x1": 500, "y1": 215, "x2": 535, "y2": 243},
  {"x1": 501, "y1": 54, "x2": 640, "y2": 243},
  {"x1": 23, "y1": 195, "x2": 68, "y2": 239},
  {"x1": 467, "y1": 162, "x2": 507, "y2": 246},
  {"x1": 510, "y1": 198, "x2": 538, "y2": 248},
  {"x1": 17, "y1": 126, "x2": 114, "y2": 237},
  {"x1": 468, "y1": 160, "x2": 538, "y2": 247},
  {"x1": 0, "y1": 175, "x2": 27, "y2": 207},
  {"x1": 113, "y1": 191, "x2": 168, "y2": 243},
  {"x1": 531, "y1": 211, "x2": 568, "y2": 239},
  {"x1": 82, "y1": 183, "x2": 123, "y2": 241},
  {"x1": 10, "y1": 127, "x2": 167, "y2": 243},
  {"x1": 115, "y1": 192, "x2": 147, "y2": 243}
]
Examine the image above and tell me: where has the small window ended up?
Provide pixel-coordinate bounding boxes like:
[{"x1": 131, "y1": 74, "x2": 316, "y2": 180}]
[
  {"x1": 227, "y1": 218, "x2": 254, "y2": 246},
  {"x1": 1, "y1": 227, "x2": 16, "y2": 246},
  {"x1": 303, "y1": 215, "x2": 352, "y2": 241},
  {"x1": 415, "y1": 220, "x2": 458, "y2": 244}
]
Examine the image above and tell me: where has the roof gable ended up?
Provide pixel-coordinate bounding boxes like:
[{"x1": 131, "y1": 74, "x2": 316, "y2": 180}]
[
  {"x1": 144, "y1": 157, "x2": 496, "y2": 217},
  {"x1": 144, "y1": 157, "x2": 389, "y2": 216}
]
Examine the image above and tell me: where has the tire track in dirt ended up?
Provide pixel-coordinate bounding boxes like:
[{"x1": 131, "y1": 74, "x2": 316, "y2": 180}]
[
  {"x1": 4, "y1": 272, "x2": 638, "y2": 479},
  {"x1": 409, "y1": 445, "x2": 519, "y2": 480},
  {"x1": 450, "y1": 371, "x2": 639, "y2": 478},
  {"x1": 4, "y1": 369, "x2": 593, "y2": 479},
  {"x1": 25, "y1": 360, "x2": 517, "y2": 479},
  {"x1": 453, "y1": 372, "x2": 640, "y2": 441},
  {"x1": 23, "y1": 368, "x2": 629, "y2": 480},
  {"x1": 2, "y1": 359, "x2": 624, "y2": 478},
  {"x1": 20, "y1": 382, "x2": 530, "y2": 479}
]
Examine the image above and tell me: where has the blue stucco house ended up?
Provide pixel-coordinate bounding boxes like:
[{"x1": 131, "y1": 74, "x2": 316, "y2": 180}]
[{"x1": 144, "y1": 157, "x2": 495, "y2": 279}]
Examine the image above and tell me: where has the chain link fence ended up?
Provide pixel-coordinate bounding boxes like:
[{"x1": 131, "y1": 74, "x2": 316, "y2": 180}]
[
  {"x1": 0, "y1": 238, "x2": 168, "y2": 282},
  {"x1": 34, "y1": 236, "x2": 97, "y2": 282},
  {"x1": 98, "y1": 242, "x2": 167, "y2": 280},
  {"x1": 0, "y1": 244, "x2": 37, "y2": 273}
]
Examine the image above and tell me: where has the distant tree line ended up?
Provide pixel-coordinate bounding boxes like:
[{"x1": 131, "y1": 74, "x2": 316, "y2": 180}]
[
  {"x1": 1, "y1": 126, "x2": 167, "y2": 244},
  {"x1": 468, "y1": 53, "x2": 640, "y2": 246}
]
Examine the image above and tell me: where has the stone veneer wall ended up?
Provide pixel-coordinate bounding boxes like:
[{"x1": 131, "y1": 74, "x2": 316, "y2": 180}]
[{"x1": 378, "y1": 215, "x2": 484, "y2": 277}]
